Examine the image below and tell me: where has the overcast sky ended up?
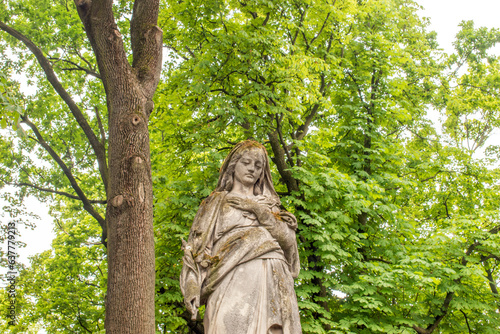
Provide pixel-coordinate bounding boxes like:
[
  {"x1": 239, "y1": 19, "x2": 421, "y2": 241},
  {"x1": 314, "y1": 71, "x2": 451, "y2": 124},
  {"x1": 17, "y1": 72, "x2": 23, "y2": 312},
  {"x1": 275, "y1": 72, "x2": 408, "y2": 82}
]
[
  {"x1": 5, "y1": 0, "x2": 500, "y2": 271},
  {"x1": 418, "y1": 0, "x2": 500, "y2": 54}
]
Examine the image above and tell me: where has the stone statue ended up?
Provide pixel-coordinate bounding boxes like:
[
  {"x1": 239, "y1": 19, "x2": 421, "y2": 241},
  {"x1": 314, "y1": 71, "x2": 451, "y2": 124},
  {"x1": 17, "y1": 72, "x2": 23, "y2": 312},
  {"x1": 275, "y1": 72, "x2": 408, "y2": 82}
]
[{"x1": 180, "y1": 140, "x2": 302, "y2": 334}]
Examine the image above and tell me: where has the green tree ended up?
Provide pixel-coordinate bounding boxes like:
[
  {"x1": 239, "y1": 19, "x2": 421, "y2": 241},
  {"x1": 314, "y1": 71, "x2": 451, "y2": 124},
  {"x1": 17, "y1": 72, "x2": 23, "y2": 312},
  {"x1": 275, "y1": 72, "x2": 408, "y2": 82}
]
[
  {"x1": 153, "y1": 2, "x2": 500, "y2": 333},
  {"x1": 0, "y1": 0, "x2": 162, "y2": 332},
  {"x1": 403, "y1": 20, "x2": 500, "y2": 334},
  {"x1": 151, "y1": 0, "x2": 462, "y2": 333},
  {"x1": 0, "y1": 72, "x2": 22, "y2": 130},
  {"x1": 1, "y1": 214, "x2": 107, "y2": 332},
  {"x1": 2, "y1": 1, "x2": 500, "y2": 334}
]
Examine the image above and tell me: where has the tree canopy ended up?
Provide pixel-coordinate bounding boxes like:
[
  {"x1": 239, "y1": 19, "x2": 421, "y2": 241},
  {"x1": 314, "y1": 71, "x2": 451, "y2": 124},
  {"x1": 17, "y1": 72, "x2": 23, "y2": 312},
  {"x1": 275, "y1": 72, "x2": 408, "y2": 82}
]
[{"x1": 1, "y1": 0, "x2": 500, "y2": 333}]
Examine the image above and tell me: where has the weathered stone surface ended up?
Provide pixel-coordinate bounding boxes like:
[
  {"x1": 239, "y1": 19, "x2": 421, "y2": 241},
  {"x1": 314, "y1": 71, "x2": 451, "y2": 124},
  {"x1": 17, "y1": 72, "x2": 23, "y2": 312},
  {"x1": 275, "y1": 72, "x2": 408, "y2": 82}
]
[{"x1": 180, "y1": 140, "x2": 302, "y2": 334}]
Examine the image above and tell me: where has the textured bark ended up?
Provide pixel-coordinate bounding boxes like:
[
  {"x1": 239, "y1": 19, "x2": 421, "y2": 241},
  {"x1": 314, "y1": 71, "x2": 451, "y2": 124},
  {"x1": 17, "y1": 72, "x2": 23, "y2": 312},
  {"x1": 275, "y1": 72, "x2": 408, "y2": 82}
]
[{"x1": 73, "y1": 0, "x2": 162, "y2": 333}]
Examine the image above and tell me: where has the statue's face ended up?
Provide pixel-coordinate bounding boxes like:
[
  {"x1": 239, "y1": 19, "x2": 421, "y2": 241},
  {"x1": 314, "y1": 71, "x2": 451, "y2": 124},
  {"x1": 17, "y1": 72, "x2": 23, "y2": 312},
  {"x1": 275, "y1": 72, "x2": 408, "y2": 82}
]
[{"x1": 233, "y1": 148, "x2": 264, "y2": 188}]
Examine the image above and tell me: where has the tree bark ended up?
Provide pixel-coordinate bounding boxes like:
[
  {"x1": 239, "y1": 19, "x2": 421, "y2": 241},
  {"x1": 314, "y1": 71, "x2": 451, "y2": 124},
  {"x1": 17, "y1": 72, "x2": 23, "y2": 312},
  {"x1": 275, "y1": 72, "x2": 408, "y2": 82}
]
[{"x1": 73, "y1": 0, "x2": 162, "y2": 332}]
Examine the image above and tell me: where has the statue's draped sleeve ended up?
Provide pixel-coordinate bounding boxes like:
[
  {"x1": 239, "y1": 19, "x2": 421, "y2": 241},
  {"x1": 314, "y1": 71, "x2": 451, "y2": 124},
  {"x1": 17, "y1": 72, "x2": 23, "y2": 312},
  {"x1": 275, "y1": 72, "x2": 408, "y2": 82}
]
[
  {"x1": 278, "y1": 210, "x2": 300, "y2": 278},
  {"x1": 262, "y1": 209, "x2": 300, "y2": 278},
  {"x1": 180, "y1": 192, "x2": 226, "y2": 313}
]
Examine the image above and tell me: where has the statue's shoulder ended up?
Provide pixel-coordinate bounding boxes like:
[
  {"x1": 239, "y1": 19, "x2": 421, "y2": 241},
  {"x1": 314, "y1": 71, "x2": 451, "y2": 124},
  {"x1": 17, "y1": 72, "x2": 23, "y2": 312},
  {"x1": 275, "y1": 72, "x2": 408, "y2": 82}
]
[
  {"x1": 209, "y1": 190, "x2": 228, "y2": 199},
  {"x1": 191, "y1": 191, "x2": 227, "y2": 231},
  {"x1": 200, "y1": 191, "x2": 227, "y2": 206}
]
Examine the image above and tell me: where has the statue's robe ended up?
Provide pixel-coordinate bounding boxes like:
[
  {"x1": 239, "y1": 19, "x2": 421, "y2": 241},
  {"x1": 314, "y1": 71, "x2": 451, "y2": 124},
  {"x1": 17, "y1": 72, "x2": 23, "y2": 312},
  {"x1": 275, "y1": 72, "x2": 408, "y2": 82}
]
[{"x1": 180, "y1": 191, "x2": 302, "y2": 334}]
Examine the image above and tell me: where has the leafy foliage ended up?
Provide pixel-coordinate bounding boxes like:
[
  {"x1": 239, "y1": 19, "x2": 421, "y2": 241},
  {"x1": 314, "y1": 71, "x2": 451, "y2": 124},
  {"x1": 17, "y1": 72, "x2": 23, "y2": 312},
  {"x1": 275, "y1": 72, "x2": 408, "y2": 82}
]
[{"x1": 0, "y1": 0, "x2": 500, "y2": 333}]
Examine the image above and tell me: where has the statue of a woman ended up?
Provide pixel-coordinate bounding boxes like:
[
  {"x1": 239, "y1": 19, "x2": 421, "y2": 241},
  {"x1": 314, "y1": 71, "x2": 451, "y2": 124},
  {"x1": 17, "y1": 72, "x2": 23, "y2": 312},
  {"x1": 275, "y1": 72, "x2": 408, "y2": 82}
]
[{"x1": 180, "y1": 140, "x2": 302, "y2": 334}]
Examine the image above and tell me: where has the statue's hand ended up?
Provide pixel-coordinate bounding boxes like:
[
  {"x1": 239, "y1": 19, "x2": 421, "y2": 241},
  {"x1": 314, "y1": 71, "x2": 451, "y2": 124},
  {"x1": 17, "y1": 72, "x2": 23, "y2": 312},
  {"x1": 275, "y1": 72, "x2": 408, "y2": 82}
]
[
  {"x1": 186, "y1": 295, "x2": 199, "y2": 320},
  {"x1": 226, "y1": 196, "x2": 259, "y2": 213},
  {"x1": 279, "y1": 211, "x2": 298, "y2": 229},
  {"x1": 226, "y1": 196, "x2": 274, "y2": 224},
  {"x1": 254, "y1": 195, "x2": 278, "y2": 209}
]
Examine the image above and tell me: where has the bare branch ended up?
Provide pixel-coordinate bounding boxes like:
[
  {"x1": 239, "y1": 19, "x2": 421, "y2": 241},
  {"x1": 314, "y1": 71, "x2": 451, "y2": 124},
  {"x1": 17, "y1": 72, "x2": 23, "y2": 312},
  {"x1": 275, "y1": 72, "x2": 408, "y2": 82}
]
[
  {"x1": 411, "y1": 233, "x2": 488, "y2": 332},
  {"x1": 460, "y1": 310, "x2": 472, "y2": 334},
  {"x1": 346, "y1": 70, "x2": 366, "y2": 104},
  {"x1": 290, "y1": 6, "x2": 306, "y2": 49},
  {"x1": 425, "y1": 291, "x2": 454, "y2": 333},
  {"x1": 220, "y1": 11, "x2": 229, "y2": 32},
  {"x1": 412, "y1": 325, "x2": 429, "y2": 334},
  {"x1": 275, "y1": 113, "x2": 293, "y2": 167},
  {"x1": 296, "y1": 74, "x2": 326, "y2": 140},
  {"x1": 301, "y1": 30, "x2": 310, "y2": 51},
  {"x1": 482, "y1": 258, "x2": 499, "y2": 296},
  {"x1": 481, "y1": 253, "x2": 500, "y2": 262},
  {"x1": 74, "y1": 47, "x2": 96, "y2": 72},
  {"x1": 238, "y1": 0, "x2": 257, "y2": 19},
  {"x1": 420, "y1": 170, "x2": 444, "y2": 182}
]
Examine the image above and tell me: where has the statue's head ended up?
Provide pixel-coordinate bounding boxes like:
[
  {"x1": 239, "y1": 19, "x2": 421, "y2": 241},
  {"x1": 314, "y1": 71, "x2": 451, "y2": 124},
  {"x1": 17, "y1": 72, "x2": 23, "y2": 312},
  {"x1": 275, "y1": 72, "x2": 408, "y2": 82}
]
[{"x1": 216, "y1": 140, "x2": 278, "y2": 199}]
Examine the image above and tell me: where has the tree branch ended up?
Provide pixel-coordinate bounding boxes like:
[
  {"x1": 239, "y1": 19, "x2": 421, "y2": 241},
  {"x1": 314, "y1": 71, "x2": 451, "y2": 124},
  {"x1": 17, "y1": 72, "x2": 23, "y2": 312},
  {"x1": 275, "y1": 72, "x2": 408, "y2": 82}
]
[
  {"x1": 76, "y1": 304, "x2": 93, "y2": 333},
  {"x1": 8, "y1": 182, "x2": 107, "y2": 204},
  {"x1": 21, "y1": 115, "x2": 107, "y2": 243},
  {"x1": 310, "y1": 12, "x2": 331, "y2": 45},
  {"x1": 74, "y1": 46, "x2": 97, "y2": 72},
  {"x1": 412, "y1": 236, "x2": 484, "y2": 332},
  {"x1": 460, "y1": 310, "x2": 472, "y2": 334},
  {"x1": 130, "y1": 0, "x2": 163, "y2": 96},
  {"x1": 275, "y1": 113, "x2": 293, "y2": 167},
  {"x1": 426, "y1": 292, "x2": 455, "y2": 333},
  {"x1": 482, "y1": 256, "x2": 500, "y2": 295},
  {"x1": 290, "y1": 6, "x2": 306, "y2": 50},
  {"x1": 74, "y1": 0, "x2": 130, "y2": 93},
  {"x1": 296, "y1": 103, "x2": 320, "y2": 141},
  {"x1": 262, "y1": 12, "x2": 270, "y2": 26},
  {"x1": 268, "y1": 131, "x2": 299, "y2": 193},
  {"x1": 346, "y1": 70, "x2": 366, "y2": 104},
  {"x1": 296, "y1": 74, "x2": 326, "y2": 141},
  {"x1": 0, "y1": 20, "x2": 109, "y2": 195},
  {"x1": 481, "y1": 253, "x2": 500, "y2": 262},
  {"x1": 165, "y1": 44, "x2": 190, "y2": 61},
  {"x1": 184, "y1": 46, "x2": 196, "y2": 59},
  {"x1": 238, "y1": 0, "x2": 257, "y2": 19},
  {"x1": 48, "y1": 56, "x2": 101, "y2": 79},
  {"x1": 94, "y1": 106, "x2": 106, "y2": 146},
  {"x1": 325, "y1": 32, "x2": 335, "y2": 61}
]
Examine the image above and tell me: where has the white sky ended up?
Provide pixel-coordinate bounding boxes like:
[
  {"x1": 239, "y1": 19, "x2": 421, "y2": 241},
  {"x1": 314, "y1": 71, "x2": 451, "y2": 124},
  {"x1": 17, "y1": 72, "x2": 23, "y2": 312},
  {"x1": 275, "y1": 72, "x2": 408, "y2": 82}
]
[
  {"x1": 418, "y1": 0, "x2": 500, "y2": 54},
  {"x1": 3, "y1": 0, "x2": 500, "y2": 274}
]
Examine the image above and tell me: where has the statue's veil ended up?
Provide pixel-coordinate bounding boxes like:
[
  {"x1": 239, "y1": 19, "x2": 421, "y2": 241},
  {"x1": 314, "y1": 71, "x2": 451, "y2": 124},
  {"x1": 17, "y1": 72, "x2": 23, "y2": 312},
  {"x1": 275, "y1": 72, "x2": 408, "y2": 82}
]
[{"x1": 215, "y1": 140, "x2": 280, "y2": 202}]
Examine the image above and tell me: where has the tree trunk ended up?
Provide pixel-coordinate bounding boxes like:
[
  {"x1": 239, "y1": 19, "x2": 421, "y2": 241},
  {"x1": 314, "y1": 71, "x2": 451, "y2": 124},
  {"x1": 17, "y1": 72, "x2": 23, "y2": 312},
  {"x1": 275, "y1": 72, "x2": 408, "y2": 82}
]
[
  {"x1": 105, "y1": 80, "x2": 156, "y2": 333},
  {"x1": 74, "y1": 0, "x2": 162, "y2": 332}
]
